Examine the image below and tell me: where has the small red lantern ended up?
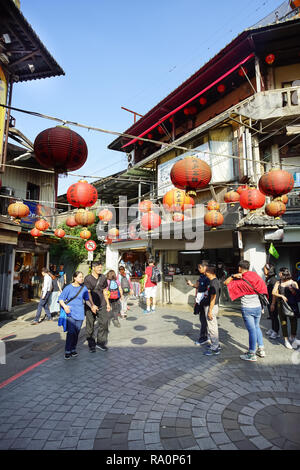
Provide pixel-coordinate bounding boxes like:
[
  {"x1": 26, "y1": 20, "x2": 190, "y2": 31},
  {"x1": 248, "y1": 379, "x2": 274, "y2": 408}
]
[
  {"x1": 236, "y1": 185, "x2": 249, "y2": 194},
  {"x1": 80, "y1": 229, "x2": 91, "y2": 240},
  {"x1": 239, "y1": 188, "x2": 265, "y2": 211},
  {"x1": 75, "y1": 209, "x2": 95, "y2": 227},
  {"x1": 141, "y1": 211, "x2": 161, "y2": 232},
  {"x1": 30, "y1": 228, "x2": 42, "y2": 239},
  {"x1": 265, "y1": 54, "x2": 275, "y2": 65},
  {"x1": 274, "y1": 194, "x2": 288, "y2": 204},
  {"x1": 66, "y1": 215, "x2": 78, "y2": 228},
  {"x1": 54, "y1": 228, "x2": 66, "y2": 238},
  {"x1": 147, "y1": 133, "x2": 153, "y2": 139},
  {"x1": 204, "y1": 210, "x2": 224, "y2": 230},
  {"x1": 108, "y1": 228, "x2": 119, "y2": 240},
  {"x1": 158, "y1": 126, "x2": 165, "y2": 135},
  {"x1": 199, "y1": 97, "x2": 207, "y2": 106},
  {"x1": 259, "y1": 169, "x2": 294, "y2": 197},
  {"x1": 183, "y1": 105, "x2": 197, "y2": 116},
  {"x1": 34, "y1": 126, "x2": 88, "y2": 172},
  {"x1": 67, "y1": 180, "x2": 98, "y2": 208},
  {"x1": 238, "y1": 67, "x2": 247, "y2": 77},
  {"x1": 170, "y1": 157, "x2": 212, "y2": 196},
  {"x1": 207, "y1": 200, "x2": 220, "y2": 211},
  {"x1": 265, "y1": 201, "x2": 286, "y2": 218},
  {"x1": 184, "y1": 194, "x2": 195, "y2": 209},
  {"x1": 173, "y1": 213, "x2": 184, "y2": 222},
  {"x1": 163, "y1": 189, "x2": 187, "y2": 212},
  {"x1": 8, "y1": 201, "x2": 30, "y2": 223},
  {"x1": 105, "y1": 237, "x2": 113, "y2": 244},
  {"x1": 138, "y1": 200, "x2": 153, "y2": 213},
  {"x1": 98, "y1": 209, "x2": 113, "y2": 223},
  {"x1": 169, "y1": 117, "x2": 174, "y2": 124},
  {"x1": 224, "y1": 191, "x2": 240, "y2": 206},
  {"x1": 217, "y1": 84, "x2": 226, "y2": 93},
  {"x1": 35, "y1": 219, "x2": 50, "y2": 232}
]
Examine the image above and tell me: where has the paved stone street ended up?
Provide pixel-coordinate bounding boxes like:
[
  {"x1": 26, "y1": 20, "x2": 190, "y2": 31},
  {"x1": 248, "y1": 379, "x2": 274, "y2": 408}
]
[{"x1": 0, "y1": 301, "x2": 300, "y2": 451}]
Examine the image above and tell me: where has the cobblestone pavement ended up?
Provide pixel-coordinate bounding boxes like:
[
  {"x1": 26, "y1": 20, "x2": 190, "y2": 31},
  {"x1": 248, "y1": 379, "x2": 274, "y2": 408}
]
[{"x1": 0, "y1": 302, "x2": 300, "y2": 451}]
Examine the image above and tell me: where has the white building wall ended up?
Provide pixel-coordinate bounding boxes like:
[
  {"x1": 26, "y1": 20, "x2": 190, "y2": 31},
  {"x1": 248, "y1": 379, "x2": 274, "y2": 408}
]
[{"x1": 242, "y1": 231, "x2": 267, "y2": 277}]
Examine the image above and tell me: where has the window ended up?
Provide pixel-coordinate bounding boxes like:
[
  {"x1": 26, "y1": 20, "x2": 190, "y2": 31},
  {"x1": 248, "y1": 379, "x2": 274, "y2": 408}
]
[{"x1": 26, "y1": 183, "x2": 40, "y2": 201}]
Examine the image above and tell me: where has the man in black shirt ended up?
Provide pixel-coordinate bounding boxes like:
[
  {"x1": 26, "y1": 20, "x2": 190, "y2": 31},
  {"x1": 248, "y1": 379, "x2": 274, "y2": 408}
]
[
  {"x1": 187, "y1": 261, "x2": 210, "y2": 345},
  {"x1": 84, "y1": 261, "x2": 111, "y2": 353},
  {"x1": 203, "y1": 265, "x2": 221, "y2": 356}
]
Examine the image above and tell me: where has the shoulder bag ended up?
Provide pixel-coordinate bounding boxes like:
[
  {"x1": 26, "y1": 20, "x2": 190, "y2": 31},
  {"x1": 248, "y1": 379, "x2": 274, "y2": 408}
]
[{"x1": 241, "y1": 278, "x2": 269, "y2": 312}]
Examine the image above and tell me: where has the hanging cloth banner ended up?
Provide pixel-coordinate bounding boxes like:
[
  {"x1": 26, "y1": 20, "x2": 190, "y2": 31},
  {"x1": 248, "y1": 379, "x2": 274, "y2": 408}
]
[{"x1": 269, "y1": 242, "x2": 279, "y2": 259}]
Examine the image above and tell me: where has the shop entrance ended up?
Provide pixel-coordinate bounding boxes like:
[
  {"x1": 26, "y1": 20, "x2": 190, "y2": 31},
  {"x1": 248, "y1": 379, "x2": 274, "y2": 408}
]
[
  {"x1": 119, "y1": 249, "x2": 148, "y2": 298},
  {"x1": 13, "y1": 250, "x2": 46, "y2": 306}
]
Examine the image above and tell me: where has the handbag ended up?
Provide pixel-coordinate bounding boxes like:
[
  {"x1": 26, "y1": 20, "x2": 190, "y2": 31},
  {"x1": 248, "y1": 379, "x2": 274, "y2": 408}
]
[
  {"x1": 281, "y1": 300, "x2": 295, "y2": 317},
  {"x1": 241, "y1": 278, "x2": 269, "y2": 312},
  {"x1": 58, "y1": 285, "x2": 84, "y2": 331}
]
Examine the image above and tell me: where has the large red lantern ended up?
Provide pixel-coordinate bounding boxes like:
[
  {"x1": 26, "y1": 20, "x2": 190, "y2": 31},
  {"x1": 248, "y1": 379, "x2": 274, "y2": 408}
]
[
  {"x1": 54, "y1": 228, "x2": 66, "y2": 238},
  {"x1": 80, "y1": 229, "x2": 91, "y2": 240},
  {"x1": 207, "y1": 200, "x2": 220, "y2": 211},
  {"x1": 224, "y1": 191, "x2": 240, "y2": 206},
  {"x1": 138, "y1": 200, "x2": 153, "y2": 213},
  {"x1": 35, "y1": 219, "x2": 50, "y2": 232},
  {"x1": 170, "y1": 157, "x2": 212, "y2": 196},
  {"x1": 204, "y1": 210, "x2": 224, "y2": 230},
  {"x1": 98, "y1": 209, "x2": 113, "y2": 223},
  {"x1": 67, "y1": 180, "x2": 98, "y2": 208},
  {"x1": 163, "y1": 189, "x2": 187, "y2": 212},
  {"x1": 30, "y1": 228, "x2": 42, "y2": 239},
  {"x1": 141, "y1": 211, "x2": 161, "y2": 231},
  {"x1": 239, "y1": 188, "x2": 265, "y2": 210},
  {"x1": 34, "y1": 126, "x2": 88, "y2": 172},
  {"x1": 265, "y1": 201, "x2": 286, "y2": 218},
  {"x1": 8, "y1": 201, "x2": 30, "y2": 223},
  {"x1": 75, "y1": 209, "x2": 95, "y2": 227},
  {"x1": 258, "y1": 169, "x2": 294, "y2": 197},
  {"x1": 66, "y1": 215, "x2": 78, "y2": 228}
]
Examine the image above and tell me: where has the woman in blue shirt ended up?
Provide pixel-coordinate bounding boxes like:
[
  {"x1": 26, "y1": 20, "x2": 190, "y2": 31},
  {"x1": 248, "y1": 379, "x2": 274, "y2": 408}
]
[{"x1": 59, "y1": 271, "x2": 97, "y2": 360}]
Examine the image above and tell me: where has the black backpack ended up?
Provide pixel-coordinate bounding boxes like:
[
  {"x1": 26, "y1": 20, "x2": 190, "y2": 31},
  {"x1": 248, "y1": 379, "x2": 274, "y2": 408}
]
[
  {"x1": 120, "y1": 275, "x2": 130, "y2": 294},
  {"x1": 150, "y1": 266, "x2": 161, "y2": 283}
]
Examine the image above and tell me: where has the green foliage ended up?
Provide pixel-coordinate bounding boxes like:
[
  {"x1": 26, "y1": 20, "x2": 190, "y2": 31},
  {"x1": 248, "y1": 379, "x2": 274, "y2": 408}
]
[{"x1": 50, "y1": 221, "x2": 105, "y2": 269}]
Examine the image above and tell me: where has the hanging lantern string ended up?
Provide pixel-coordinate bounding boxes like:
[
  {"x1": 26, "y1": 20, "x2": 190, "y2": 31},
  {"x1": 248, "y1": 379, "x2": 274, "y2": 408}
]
[{"x1": 2, "y1": 103, "x2": 300, "y2": 170}]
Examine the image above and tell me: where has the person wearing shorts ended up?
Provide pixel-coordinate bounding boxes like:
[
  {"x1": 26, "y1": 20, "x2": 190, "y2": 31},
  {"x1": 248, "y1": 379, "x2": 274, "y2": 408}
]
[{"x1": 143, "y1": 259, "x2": 157, "y2": 314}]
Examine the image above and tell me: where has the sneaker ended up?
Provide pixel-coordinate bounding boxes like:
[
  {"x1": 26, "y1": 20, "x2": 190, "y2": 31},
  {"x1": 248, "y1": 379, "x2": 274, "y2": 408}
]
[
  {"x1": 96, "y1": 343, "x2": 108, "y2": 351},
  {"x1": 256, "y1": 347, "x2": 266, "y2": 358},
  {"x1": 194, "y1": 339, "x2": 211, "y2": 346},
  {"x1": 265, "y1": 329, "x2": 274, "y2": 336},
  {"x1": 71, "y1": 351, "x2": 78, "y2": 357},
  {"x1": 143, "y1": 310, "x2": 151, "y2": 315},
  {"x1": 292, "y1": 339, "x2": 300, "y2": 350},
  {"x1": 112, "y1": 319, "x2": 121, "y2": 328},
  {"x1": 89, "y1": 348, "x2": 96, "y2": 353},
  {"x1": 204, "y1": 348, "x2": 220, "y2": 356},
  {"x1": 240, "y1": 352, "x2": 257, "y2": 362},
  {"x1": 151, "y1": 307, "x2": 156, "y2": 312},
  {"x1": 207, "y1": 344, "x2": 221, "y2": 351},
  {"x1": 31, "y1": 321, "x2": 38, "y2": 325},
  {"x1": 284, "y1": 339, "x2": 293, "y2": 350},
  {"x1": 269, "y1": 331, "x2": 280, "y2": 340},
  {"x1": 64, "y1": 353, "x2": 71, "y2": 360}
]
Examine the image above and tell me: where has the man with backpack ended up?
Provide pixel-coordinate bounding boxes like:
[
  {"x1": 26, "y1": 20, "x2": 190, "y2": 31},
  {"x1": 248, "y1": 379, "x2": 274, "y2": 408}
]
[
  {"x1": 84, "y1": 261, "x2": 111, "y2": 353},
  {"x1": 118, "y1": 266, "x2": 133, "y2": 318},
  {"x1": 143, "y1": 258, "x2": 161, "y2": 314}
]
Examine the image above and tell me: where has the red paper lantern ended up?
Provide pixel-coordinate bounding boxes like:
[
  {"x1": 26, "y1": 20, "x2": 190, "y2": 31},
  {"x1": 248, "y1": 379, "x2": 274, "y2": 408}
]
[
  {"x1": 239, "y1": 188, "x2": 265, "y2": 210},
  {"x1": 274, "y1": 194, "x2": 288, "y2": 204},
  {"x1": 98, "y1": 209, "x2": 113, "y2": 223},
  {"x1": 30, "y1": 228, "x2": 42, "y2": 239},
  {"x1": 34, "y1": 126, "x2": 88, "y2": 172},
  {"x1": 108, "y1": 228, "x2": 119, "y2": 240},
  {"x1": 8, "y1": 201, "x2": 30, "y2": 223},
  {"x1": 67, "y1": 180, "x2": 98, "y2": 208},
  {"x1": 158, "y1": 126, "x2": 165, "y2": 135},
  {"x1": 80, "y1": 229, "x2": 91, "y2": 240},
  {"x1": 147, "y1": 133, "x2": 153, "y2": 139},
  {"x1": 236, "y1": 185, "x2": 249, "y2": 194},
  {"x1": 258, "y1": 169, "x2": 294, "y2": 197},
  {"x1": 138, "y1": 200, "x2": 153, "y2": 213},
  {"x1": 204, "y1": 210, "x2": 224, "y2": 230},
  {"x1": 184, "y1": 194, "x2": 195, "y2": 209},
  {"x1": 66, "y1": 215, "x2": 78, "y2": 228},
  {"x1": 75, "y1": 209, "x2": 95, "y2": 227},
  {"x1": 163, "y1": 189, "x2": 187, "y2": 212},
  {"x1": 224, "y1": 191, "x2": 240, "y2": 206},
  {"x1": 290, "y1": 0, "x2": 300, "y2": 8},
  {"x1": 35, "y1": 219, "x2": 50, "y2": 232},
  {"x1": 238, "y1": 67, "x2": 247, "y2": 77},
  {"x1": 217, "y1": 84, "x2": 226, "y2": 93},
  {"x1": 169, "y1": 117, "x2": 174, "y2": 124},
  {"x1": 140, "y1": 211, "x2": 161, "y2": 231},
  {"x1": 199, "y1": 97, "x2": 207, "y2": 106},
  {"x1": 54, "y1": 228, "x2": 66, "y2": 238},
  {"x1": 173, "y1": 213, "x2": 184, "y2": 222},
  {"x1": 265, "y1": 54, "x2": 275, "y2": 65},
  {"x1": 170, "y1": 157, "x2": 212, "y2": 196},
  {"x1": 105, "y1": 237, "x2": 113, "y2": 244},
  {"x1": 265, "y1": 201, "x2": 286, "y2": 218},
  {"x1": 207, "y1": 200, "x2": 220, "y2": 211},
  {"x1": 183, "y1": 105, "x2": 197, "y2": 116}
]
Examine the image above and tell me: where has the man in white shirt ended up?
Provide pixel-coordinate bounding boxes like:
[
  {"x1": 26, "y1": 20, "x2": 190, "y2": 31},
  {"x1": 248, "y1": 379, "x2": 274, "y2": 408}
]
[{"x1": 31, "y1": 267, "x2": 53, "y2": 324}]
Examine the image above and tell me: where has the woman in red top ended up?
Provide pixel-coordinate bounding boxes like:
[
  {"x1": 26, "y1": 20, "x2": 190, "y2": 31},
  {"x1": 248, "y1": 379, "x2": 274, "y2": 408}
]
[{"x1": 143, "y1": 259, "x2": 157, "y2": 314}]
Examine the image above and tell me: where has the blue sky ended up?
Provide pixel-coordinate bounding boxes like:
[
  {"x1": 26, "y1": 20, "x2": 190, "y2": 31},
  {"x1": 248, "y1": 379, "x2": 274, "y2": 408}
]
[{"x1": 11, "y1": 0, "x2": 285, "y2": 196}]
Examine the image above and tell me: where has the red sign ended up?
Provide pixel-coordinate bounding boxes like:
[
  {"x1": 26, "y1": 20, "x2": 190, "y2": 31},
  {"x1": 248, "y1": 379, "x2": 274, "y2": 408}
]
[{"x1": 85, "y1": 240, "x2": 97, "y2": 251}]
